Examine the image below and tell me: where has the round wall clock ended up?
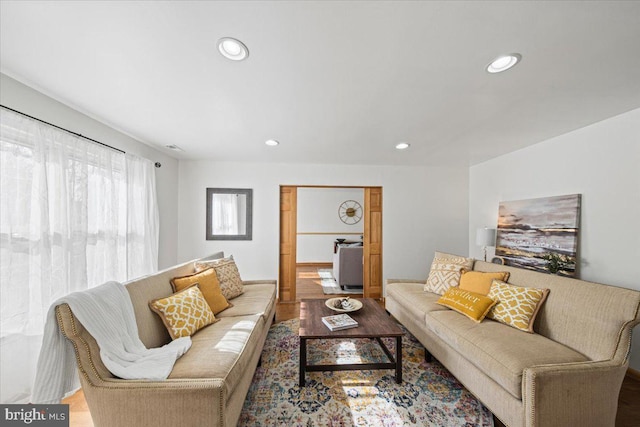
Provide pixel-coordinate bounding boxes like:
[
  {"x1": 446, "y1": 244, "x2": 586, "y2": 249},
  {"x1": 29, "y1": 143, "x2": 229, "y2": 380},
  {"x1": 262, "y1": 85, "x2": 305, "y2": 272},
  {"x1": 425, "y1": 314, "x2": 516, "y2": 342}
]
[{"x1": 338, "y1": 200, "x2": 363, "y2": 225}]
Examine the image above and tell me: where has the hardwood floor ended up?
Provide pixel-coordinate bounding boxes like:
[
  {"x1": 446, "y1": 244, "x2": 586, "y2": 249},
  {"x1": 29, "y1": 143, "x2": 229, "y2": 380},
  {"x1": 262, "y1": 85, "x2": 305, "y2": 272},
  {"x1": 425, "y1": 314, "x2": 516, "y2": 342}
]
[
  {"x1": 61, "y1": 267, "x2": 640, "y2": 426},
  {"x1": 63, "y1": 389, "x2": 92, "y2": 427},
  {"x1": 294, "y1": 264, "x2": 363, "y2": 301}
]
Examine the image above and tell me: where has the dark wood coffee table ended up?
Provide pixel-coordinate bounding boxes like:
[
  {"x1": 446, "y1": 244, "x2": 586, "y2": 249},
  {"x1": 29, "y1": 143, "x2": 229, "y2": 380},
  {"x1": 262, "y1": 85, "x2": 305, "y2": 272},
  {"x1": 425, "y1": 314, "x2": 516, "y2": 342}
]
[{"x1": 298, "y1": 298, "x2": 403, "y2": 386}]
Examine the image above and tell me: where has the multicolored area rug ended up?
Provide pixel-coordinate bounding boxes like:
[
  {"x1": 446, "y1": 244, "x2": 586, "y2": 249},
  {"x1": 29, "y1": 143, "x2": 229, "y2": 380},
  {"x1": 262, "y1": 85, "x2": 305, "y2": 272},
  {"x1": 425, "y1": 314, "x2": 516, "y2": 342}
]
[{"x1": 239, "y1": 318, "x2": 494, "y2": 427}]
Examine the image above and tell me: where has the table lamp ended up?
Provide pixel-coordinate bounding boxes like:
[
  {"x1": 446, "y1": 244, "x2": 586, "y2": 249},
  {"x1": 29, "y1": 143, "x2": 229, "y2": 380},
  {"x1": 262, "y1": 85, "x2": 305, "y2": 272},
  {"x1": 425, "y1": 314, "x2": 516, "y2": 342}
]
[{"x1": 476, "y1": 228, "x2": 496, "y2": 262}]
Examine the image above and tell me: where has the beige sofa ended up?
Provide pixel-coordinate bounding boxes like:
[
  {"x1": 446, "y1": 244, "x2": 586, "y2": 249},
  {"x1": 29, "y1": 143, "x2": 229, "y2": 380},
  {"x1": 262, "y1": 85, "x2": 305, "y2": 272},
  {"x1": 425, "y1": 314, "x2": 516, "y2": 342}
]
[
  {"x1": 56, "y1": 252, "x2": 276, "y2": 427},
  {"x1": 386, "y1": 252, "x2": 640, "y2": 427}
]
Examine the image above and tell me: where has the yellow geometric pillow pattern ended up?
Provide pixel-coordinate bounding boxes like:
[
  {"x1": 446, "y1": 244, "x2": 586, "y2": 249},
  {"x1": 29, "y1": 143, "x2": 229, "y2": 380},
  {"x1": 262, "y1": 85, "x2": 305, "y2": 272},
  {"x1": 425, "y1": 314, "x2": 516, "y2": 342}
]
[
  {"x1": 459, "y1": 270, "x2": 510, "y2": 295},
  {"x1": 424, "y1": 255, "x2": 475, "y2": 295},
  {"x1": 195, "y1": 257, "x2": 244, "y2": 300},
  {"x1": 487, "y1": 280, "x2": 549, "y2": 333},
  {"x1": 149, "y1": 285, "x2": 218, "y2": 339},
  {"x1": 171, "y1": 267, "x2": 231, "y2": 314},
  {"x1": 436, "y1": 287, "x2": 497, "y2": 323}
]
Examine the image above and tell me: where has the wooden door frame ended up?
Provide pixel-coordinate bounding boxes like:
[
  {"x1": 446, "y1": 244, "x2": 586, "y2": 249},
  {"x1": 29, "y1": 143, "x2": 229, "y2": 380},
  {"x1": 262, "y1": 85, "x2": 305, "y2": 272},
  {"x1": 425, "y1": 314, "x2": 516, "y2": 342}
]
[
  {"x1": 278, "y1": 185, "x2": 383, "y2": 302},
  {"x1": 363, "y1": 187, "x2": 383, "y2": 299}
]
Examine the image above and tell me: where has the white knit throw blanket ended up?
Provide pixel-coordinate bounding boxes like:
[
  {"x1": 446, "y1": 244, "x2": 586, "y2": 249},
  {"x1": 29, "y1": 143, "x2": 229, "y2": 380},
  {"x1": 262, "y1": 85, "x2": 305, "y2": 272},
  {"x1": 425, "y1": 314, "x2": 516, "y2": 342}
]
[{"x1": 31, "y1": 281, "x2": 191, "y2": 404}]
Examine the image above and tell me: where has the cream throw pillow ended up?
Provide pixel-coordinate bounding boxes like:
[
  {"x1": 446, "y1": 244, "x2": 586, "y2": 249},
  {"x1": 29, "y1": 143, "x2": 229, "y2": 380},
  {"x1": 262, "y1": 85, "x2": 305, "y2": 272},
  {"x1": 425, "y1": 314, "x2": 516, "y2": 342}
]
[
  {"x1": 194, "y1": 255, "x2": 230, "y2": 272},
  {"x1": 149, "y1": 285, "x2": 218, "y2": 339},
  {"x1": 195, "y1": 256, "x2": 244, "y2": 300},
  {"x1": 424, "y1": 254, "x2": 475, "y2": 295},
  {"x1": 487, "y1": 280, "x2": 549, "y2": 333}
]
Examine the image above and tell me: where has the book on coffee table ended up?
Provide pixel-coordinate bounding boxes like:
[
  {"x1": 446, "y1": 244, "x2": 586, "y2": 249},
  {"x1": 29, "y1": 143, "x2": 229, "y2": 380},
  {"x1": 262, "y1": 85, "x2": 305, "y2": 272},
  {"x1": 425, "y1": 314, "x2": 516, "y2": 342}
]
[{"x1": 322, "y1": 313, "x2": 359, "y2": 331}]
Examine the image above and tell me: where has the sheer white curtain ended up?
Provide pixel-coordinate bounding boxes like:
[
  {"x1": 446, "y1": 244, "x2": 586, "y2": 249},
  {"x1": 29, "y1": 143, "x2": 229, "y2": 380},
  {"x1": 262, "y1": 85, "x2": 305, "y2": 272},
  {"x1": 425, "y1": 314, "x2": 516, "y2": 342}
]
[{"x1": 0, "y1": 108, "x2": 159, "y2": 403}]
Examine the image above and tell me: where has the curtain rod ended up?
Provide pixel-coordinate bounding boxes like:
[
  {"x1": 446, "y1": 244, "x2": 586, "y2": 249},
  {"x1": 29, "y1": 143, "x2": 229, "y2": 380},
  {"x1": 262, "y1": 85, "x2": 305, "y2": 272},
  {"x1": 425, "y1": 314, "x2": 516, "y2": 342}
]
[{"x1": 1, "y1": 104, "x2": 126, "y2": 154}]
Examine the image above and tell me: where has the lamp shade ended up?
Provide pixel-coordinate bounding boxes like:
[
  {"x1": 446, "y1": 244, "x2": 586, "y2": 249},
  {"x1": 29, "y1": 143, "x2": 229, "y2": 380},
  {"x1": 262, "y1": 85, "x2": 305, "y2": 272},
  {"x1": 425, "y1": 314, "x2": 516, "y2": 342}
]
[{"x1": 476, "y1": 228, "x2": 496, "y2": 247}]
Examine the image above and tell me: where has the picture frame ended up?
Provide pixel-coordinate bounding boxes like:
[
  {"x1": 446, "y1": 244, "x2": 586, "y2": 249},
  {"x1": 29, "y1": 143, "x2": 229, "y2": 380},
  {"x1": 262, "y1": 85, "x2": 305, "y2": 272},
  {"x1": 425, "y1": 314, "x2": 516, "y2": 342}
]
[{"x1": 206, "y1": 188, "x2": 253, "y2": 240}]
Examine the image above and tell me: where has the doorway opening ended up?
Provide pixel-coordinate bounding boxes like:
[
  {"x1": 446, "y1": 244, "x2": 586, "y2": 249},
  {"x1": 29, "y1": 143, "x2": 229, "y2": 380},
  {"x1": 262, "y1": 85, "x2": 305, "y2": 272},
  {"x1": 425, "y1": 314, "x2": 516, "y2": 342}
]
[{"x1": 279, "y1": 185, "x2": 383, "y2": 303}]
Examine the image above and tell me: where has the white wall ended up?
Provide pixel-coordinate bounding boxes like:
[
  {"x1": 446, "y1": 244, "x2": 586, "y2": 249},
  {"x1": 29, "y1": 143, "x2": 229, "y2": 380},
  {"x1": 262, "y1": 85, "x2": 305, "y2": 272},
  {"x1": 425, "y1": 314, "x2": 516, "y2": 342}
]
[
  {"x1": 0, "y1": 73, "x2": 179, "y2": 268},
  {"x1": 177, "y1": 161, "x2": 470, "y2": 288},
  {"x1": 469, "y1": 108, "x2": 640, "y2": 369},
  {"x1": 297, "y1": 187, "x2": 364, "y2": 263}
]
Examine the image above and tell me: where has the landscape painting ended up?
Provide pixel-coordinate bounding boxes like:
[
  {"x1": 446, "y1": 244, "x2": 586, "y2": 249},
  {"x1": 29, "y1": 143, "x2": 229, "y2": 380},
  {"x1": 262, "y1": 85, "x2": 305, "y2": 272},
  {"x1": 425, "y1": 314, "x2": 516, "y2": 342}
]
[{"x1": 495, "y1": 194, "x2": 581, "y2": 276}]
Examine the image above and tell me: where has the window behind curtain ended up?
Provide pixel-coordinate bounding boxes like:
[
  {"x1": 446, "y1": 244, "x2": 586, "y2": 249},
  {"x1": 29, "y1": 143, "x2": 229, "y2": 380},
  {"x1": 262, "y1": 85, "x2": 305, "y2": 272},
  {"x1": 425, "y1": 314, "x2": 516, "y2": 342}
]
[{"x1": 0, "y1": 108, "x2": 159, "y2": 403}]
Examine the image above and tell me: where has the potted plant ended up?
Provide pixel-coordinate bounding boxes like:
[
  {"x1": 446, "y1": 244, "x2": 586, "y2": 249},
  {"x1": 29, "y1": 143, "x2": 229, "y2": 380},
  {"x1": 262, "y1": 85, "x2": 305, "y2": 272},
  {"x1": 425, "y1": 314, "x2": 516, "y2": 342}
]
[{"x1": 542, "y1": 252, "x2": 571, "y2": 274}]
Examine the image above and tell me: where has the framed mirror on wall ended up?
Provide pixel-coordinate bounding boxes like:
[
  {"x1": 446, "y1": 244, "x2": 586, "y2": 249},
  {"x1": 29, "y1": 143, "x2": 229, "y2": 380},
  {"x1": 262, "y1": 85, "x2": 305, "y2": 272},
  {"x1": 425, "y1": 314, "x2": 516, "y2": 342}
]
[{"x1": 206, "y1": 188, "x2": 253, "y2": 240}]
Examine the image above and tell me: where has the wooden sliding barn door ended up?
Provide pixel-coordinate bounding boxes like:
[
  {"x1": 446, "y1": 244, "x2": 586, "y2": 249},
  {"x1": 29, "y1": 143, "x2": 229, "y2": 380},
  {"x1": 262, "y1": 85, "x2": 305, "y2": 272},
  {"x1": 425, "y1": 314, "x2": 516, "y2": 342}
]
[
  {"x1": 279, "y1": 186, "x2": 297, "y2": 302},
  {"x1": 363, "y1": 187, "x2": 383, "y2": 299}
]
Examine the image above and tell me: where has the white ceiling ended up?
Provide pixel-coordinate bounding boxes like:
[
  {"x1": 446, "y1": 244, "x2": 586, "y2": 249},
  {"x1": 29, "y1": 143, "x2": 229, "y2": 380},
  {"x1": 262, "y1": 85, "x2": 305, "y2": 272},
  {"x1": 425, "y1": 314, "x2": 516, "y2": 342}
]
[{"x1": 1, "y1": 1, "x2": 639, "y2": 166}]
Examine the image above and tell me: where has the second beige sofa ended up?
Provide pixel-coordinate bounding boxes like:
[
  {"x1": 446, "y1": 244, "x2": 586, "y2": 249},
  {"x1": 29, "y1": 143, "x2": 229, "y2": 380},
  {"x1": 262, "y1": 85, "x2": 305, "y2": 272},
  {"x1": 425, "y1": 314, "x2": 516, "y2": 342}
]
[{"x1": 386, "y1": 252, "x2": 640, "y2": 427}]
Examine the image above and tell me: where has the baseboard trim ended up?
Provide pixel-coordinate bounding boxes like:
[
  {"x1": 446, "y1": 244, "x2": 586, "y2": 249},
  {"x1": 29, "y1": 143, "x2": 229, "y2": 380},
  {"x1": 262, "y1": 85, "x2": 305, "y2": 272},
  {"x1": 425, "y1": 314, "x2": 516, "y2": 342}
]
[
  {"x1": 297, "y1": 262, "x2": 332, "y2": 268},
  {"x1": 627, "y1": 367, "x2": 640, "y2": 382}
]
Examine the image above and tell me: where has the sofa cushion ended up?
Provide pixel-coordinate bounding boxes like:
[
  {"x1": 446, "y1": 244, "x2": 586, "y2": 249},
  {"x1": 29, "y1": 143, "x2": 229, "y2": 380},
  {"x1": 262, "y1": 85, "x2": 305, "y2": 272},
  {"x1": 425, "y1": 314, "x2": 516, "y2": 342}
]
[
  {"x1": 215, "y1": 283, "x2": 276, "y2": 321},
  {"x1": 169, "y1": 314, "x2": 265, "y2": 398},
  {"x1": 426, "y1": 310, "x2": 588, "y2": 399},
  {"x1": 386, "y1": 282, "x2": 448, "y2": 323},
  {"x1": 126, "y1": 262, "x2": 198, "y2": 348},
  {"x1": 474, "y1": 260, "x2": 640, "y2": 362}
]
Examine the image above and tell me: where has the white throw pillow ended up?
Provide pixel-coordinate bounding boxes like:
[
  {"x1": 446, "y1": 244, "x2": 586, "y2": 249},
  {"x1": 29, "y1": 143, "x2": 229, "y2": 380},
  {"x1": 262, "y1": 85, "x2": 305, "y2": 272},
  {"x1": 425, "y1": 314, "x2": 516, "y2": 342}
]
[{"x1": 424, "y1": 253, "x2": 474, "y2": 295}]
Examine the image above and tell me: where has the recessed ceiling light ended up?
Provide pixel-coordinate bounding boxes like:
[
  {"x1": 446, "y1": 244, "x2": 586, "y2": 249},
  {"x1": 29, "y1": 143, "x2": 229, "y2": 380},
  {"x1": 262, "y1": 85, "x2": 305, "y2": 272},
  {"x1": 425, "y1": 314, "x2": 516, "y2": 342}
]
[
  {"x1": 217, "y1": 37, "x2": 249, "y2": 61},
  {"x1": 395, "y1": 142, "x2": 410, "y2": 150},
  {"x1": 165, "y1": 144, "x2": 184, "y2": 152},
  {"x1": 486, "y1": 53, "x2": 522, "y2": 73},
  {"x1": 265, "y1": 139, "x2": 280, "y2": 146}
]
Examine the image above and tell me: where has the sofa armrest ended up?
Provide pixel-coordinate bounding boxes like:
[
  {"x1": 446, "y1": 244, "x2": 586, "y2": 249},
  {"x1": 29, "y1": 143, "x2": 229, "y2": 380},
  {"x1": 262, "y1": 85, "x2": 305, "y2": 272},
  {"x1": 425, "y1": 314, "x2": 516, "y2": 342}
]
[
  {"x1": 386, "y1": 278, "x2": 426, "y2": 285},
  {"x1": 84, "y1": 378, "x2": 227, "y2": 427},
  {"x1": 242, "y1": 280, "x2": 277, "y2": 285},
  {"x1": 523, "y1": 360, "x2": 628, "y2": 427}
]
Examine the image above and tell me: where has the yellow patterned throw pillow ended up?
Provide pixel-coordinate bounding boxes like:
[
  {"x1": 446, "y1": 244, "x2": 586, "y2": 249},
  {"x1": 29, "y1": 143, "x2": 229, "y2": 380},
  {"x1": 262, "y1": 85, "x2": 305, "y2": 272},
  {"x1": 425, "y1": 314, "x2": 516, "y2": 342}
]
[
  {"x1": 487, "y1": 280, "x2": 549, "y2": 333},
  {"x1": 171, "y1": 267, "x2": 231, "y2": 314},
  {"x1": 424, "y1": 254, "x2": 475, "y2": 295},
  {"x1": 436, "y1": 287, "x2": 497, "y2": 323},
  {"x1": 459, "y1": 270, "x2": 510, "y2": 295},
  {"x1": 195, "y1": 256, "x2": 244, "y2": 300},
  {"x1": 149, "y1": 285, "x2": 218, "y2": 339}
]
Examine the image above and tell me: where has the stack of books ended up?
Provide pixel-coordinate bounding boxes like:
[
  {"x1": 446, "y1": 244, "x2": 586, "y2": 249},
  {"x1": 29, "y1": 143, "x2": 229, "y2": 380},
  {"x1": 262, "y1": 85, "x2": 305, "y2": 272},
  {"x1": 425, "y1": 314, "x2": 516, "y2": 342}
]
[{"x1": 322, "y1": 313, "x2": 358, "y2": 331}]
